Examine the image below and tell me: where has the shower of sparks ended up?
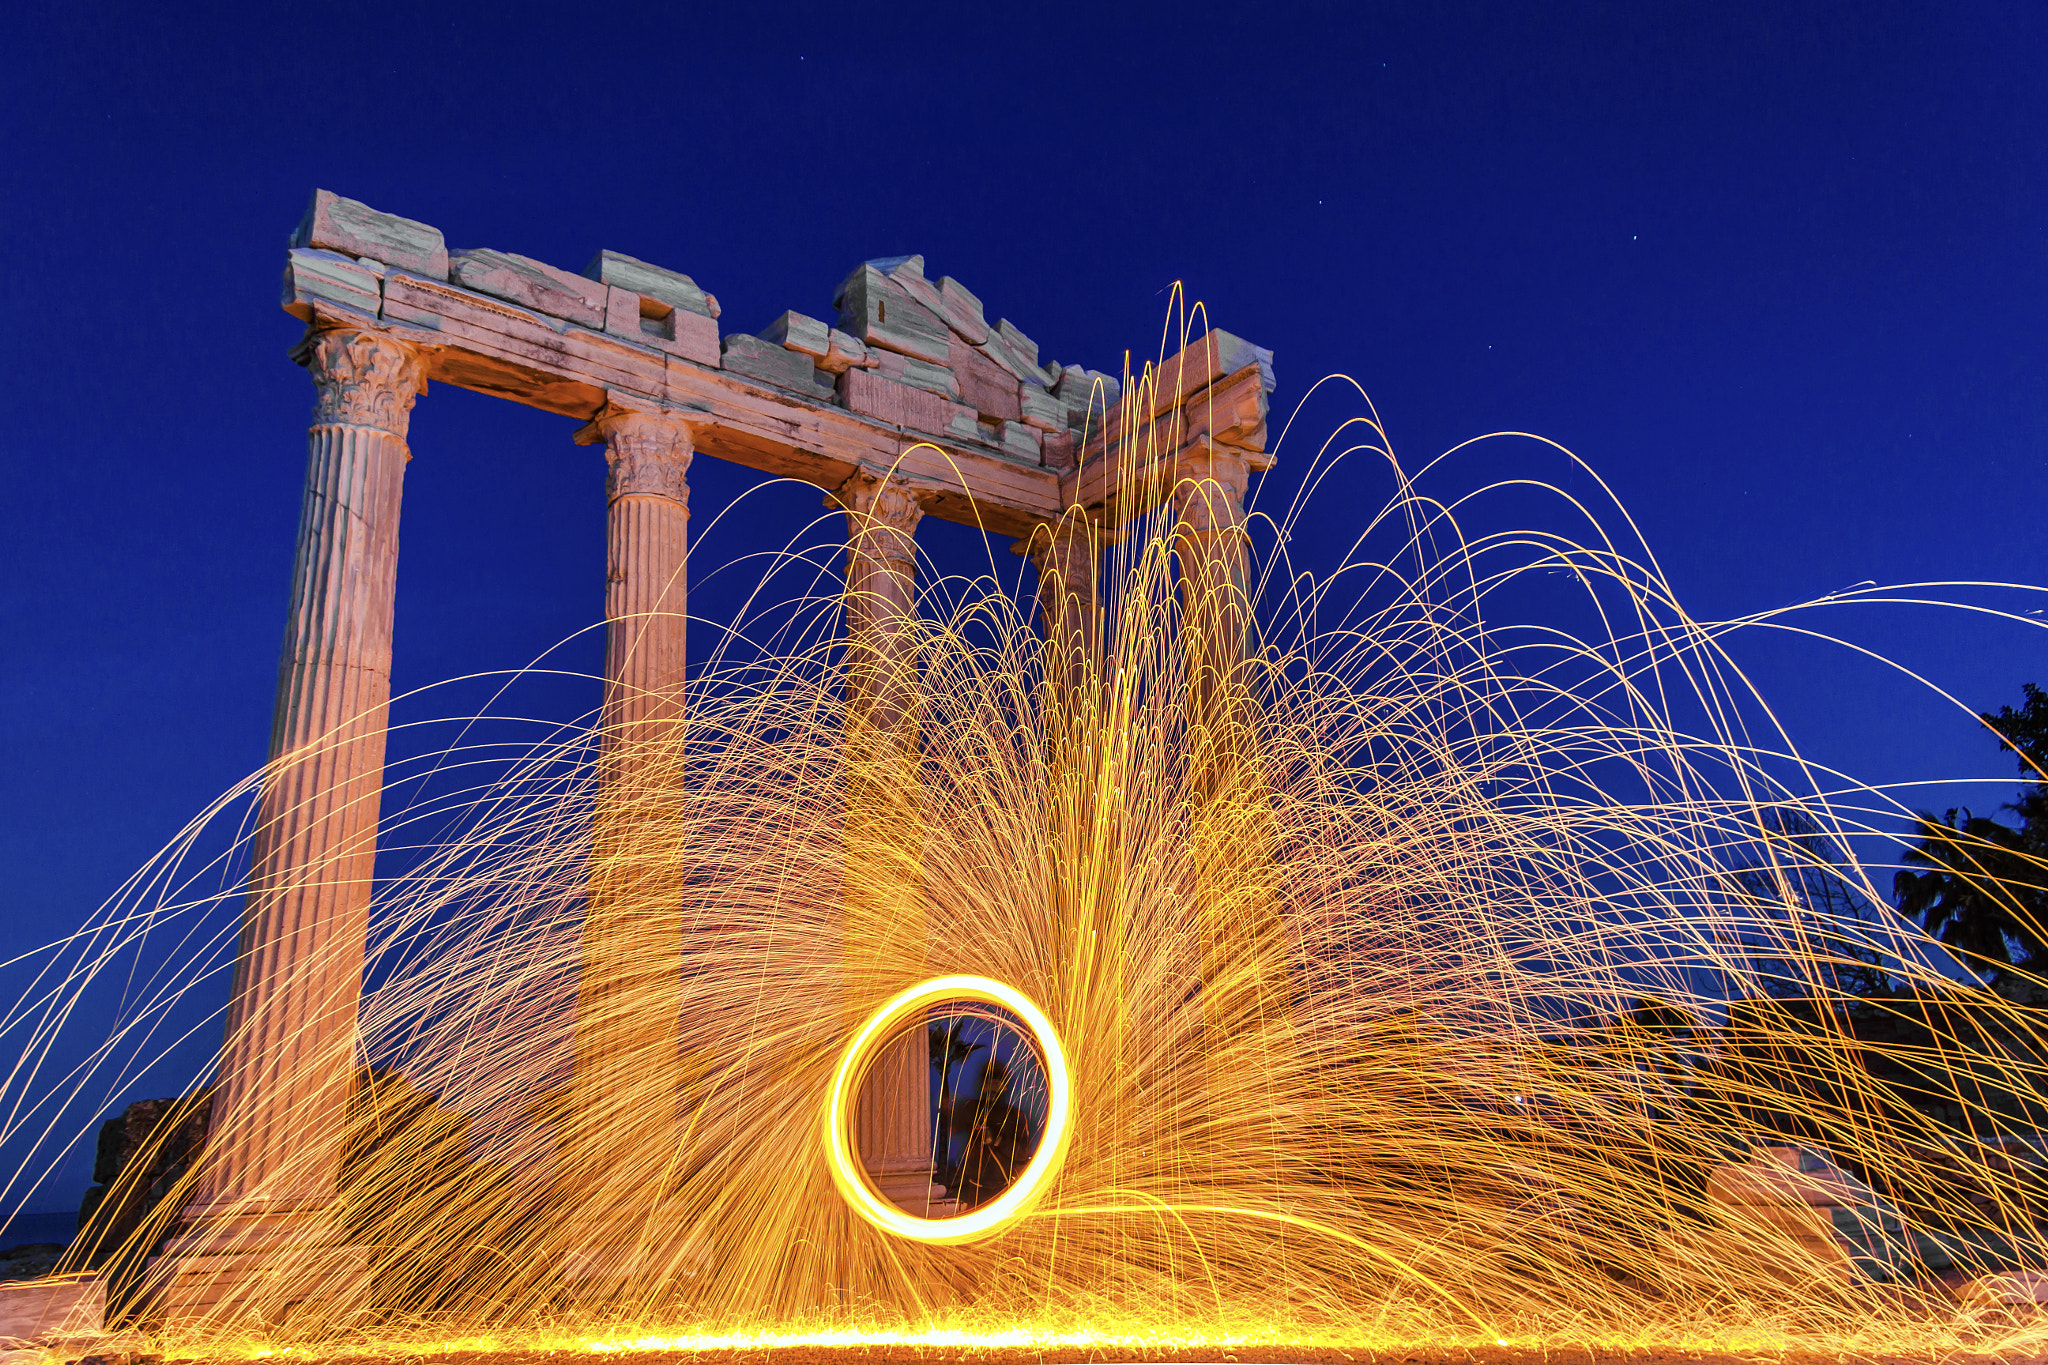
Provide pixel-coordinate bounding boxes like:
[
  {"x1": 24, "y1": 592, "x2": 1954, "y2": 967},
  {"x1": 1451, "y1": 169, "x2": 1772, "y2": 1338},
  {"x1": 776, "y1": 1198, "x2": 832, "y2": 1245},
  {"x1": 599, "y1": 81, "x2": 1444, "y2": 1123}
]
[{"x1": 5, "y1": 321, "x2": 2047, "y2": 1359}]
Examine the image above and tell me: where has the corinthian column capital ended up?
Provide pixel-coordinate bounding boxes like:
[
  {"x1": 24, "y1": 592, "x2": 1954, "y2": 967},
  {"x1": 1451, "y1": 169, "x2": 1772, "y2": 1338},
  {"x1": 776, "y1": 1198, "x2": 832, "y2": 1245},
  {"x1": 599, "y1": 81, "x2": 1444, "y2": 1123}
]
[
  {"x1": 833, "y1": 468, "x2": 928, "y2": 574},
  {"x1": 297, "y1": 327, "x2": 426, "y2": 437},
  {"x1": 1174, "y1": 442, "x2": 1255, "y2": 537},
  {"x1": 580, "y1": 407, "x2": 697, "y2": 505},
  {"x1": 1023, "y1": 519, "x2": 1099, "y2": 608}
]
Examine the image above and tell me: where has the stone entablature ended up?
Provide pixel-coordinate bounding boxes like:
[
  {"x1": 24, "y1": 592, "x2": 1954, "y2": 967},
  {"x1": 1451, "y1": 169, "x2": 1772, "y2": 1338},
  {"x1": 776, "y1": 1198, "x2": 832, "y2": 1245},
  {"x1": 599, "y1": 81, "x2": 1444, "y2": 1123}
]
[{"x1": 283, "y1": 189, "x2": 1274, "y2": 540}]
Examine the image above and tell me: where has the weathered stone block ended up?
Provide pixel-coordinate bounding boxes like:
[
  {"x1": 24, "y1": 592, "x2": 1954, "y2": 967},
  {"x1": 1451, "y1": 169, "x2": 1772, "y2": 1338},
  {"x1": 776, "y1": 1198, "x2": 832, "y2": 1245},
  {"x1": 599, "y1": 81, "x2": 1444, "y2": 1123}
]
[
  {"x1": 1040, "y1": 428, "x2": 1078, "y2": 473},
  {"x1": 292, "y1": 189, "x2": 447, "y2": 279},
  {"x1": 937, "y1": 277, "x2": 989, "y2": 344},
  {"x1": 1055, "y1": 366, "x2": 1121, "y2": 423},
  {"x1": 995, "y1": 318, "x2": 1040, "y2": 367},
  {"x1": 722, "y1": 333, "x2": 830, "y2": 398},
  {"x1": 282, "y1": 248, "x2": 381, "y2": 321},
  {"x1": 947, "y1": 411, "x2": 986, "y2": 444},
  {"x1": 836, "y1": 264, "x2": 951, "y2": 364},
  {"x1": 449, "y1": 249, "x2": 607, "y2": 328},
  {"x1": 875, "y1": 256, "x2": 962, "y2": 335},
  {"x1": 1000, "y1": 421, "x2": 1042, "y2": 462},
  {"x1": 667, "y1": 307, "x2": 721, "y2": 367},
  {"x1": 953, "y1": 342, "x2": 1020, "y2": 423},
  {"x1": 839, "y1": 368, "x2": 906, "y2": 425},
  {"x1": 759, "y1": 310, "x2": 832, "y2": 360},
  {"x1": 1018, "y1": 385, "x2": 1065, "y2": 433},
  {"x1": 1198, "y1": 328, "x2": 1276, "y2": 392},
  {"x1": 907, "y1": 390, "x2": 973, "y2": 439},
  {"x1": 872, "y1": 348, "x2": 960, "y2": 400},
  {"x1": 584, "y1": 250, "x2": 716, "y2": 318},
  {"x1": 821, "y1": 327, "x2": 872, "y2": 375},
  {"x1": 838, "y1": 370, "x2": 965, "y2": 436},
  {"x1": 977, "y1": 326, "x2": 1053, "y2": 388}
]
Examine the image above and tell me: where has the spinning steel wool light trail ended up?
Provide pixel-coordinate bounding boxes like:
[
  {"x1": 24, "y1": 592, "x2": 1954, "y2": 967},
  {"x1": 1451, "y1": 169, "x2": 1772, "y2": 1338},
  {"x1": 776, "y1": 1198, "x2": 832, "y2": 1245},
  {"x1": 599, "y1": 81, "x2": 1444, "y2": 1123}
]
[{"x1": 4, "y1": 339, "x2": 2048, "y2": 1362}]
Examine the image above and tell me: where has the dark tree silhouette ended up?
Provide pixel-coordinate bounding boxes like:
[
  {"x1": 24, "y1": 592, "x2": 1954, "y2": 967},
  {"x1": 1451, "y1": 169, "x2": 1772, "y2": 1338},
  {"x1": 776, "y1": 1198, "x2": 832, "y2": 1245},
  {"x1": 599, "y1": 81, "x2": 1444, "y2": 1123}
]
[
  {"x1": 1982, "y1": 681, "x2": 2048, "y2": 864},
  {"x1": 1894, "y1": 809, "x2": 2044, "y2": 976},
  {"x1": 1891, "y1": 685, "x2": 2048, "y2": 985}
]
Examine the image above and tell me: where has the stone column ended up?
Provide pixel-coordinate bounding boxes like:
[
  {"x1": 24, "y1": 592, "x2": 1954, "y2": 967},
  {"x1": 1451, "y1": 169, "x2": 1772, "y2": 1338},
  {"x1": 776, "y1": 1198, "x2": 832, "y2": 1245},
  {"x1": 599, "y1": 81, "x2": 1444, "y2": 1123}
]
[
  {"x1": 1172, "y1": 443, "x2": 1288, "y2": 1051},
  {"x1": 1024, "y1": 517, "x2": 1101, "y2": 701},
  {"x1": 563, "y1": 407, "x2": 696, "y2": 1267},
  {"x1": 1022, "y1": 517, "x2": 1124, "y2": 1197},
  {"x1": 834, "y1": 468, "x2": 939, "y2": 1210},
  {"x1": 161, "y1": 326, "x2": 425, "y2": 1321}
]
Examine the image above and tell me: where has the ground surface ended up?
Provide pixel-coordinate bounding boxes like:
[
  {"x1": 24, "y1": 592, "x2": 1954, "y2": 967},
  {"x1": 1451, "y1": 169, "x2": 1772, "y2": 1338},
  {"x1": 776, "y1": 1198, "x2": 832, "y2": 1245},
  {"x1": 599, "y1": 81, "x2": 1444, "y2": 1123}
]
[{"x1": 165, "y1": 1346, "x2": 2046, "y2": 1365}]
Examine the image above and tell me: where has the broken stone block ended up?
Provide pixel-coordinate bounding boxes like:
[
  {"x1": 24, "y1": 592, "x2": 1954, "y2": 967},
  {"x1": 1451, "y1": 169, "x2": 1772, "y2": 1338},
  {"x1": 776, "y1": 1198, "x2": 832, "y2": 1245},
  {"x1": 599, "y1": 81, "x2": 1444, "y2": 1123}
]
[
  {"x1": 599, "y1": 286, "x2": 720, "y2": 365},
  {"x1": 1704, "y1": 1145, "x2": 1910, "y2": 1281},
  {"x1": 1193, "y1": 328, "x2": 1276, "y2": 392},
  {"x1": 292, "y1": 189, "x2": 447, "y2": 279},
  {"x1": 449, "y1": 248, "x2": 608, "y2": 328},
  {"x1": 1965, "y1": 1268, "x2": 2048, "y2": 1305},
  {"x1": 952, "y1": 342, "x2": 1021, "y2": 423},
  {"x1": 584, "y1": 250, "x2": 715, "y2": 318},
  {"x1": 911, "y1": 391, "x2": 974, "y2": 439},
  {"x1": 0, "y1": 1278, "x2": 102, "y2": 1342},
  {"x1": 977, "y1": 326, "x2": 1054, "y2": 388},
  {"x1": 946, "y1": 411, "x2": 986, "y2": 445},
  {"x1": 936, "y1": 277, "x2": 989, "y2": 344},
  {"x1": 999, "y1": 421, "x2": 1042, "y2": 462},
  {"x1": 281, "y1": 248, "x2": 381, "y2": 321},
  {"x1": 1041, "y1": 428, "x2": 1078, "y2": 473},
  {"x1": 872, "y1": 348, "x2": 961, "y2": 401},
  {"x1": 722, "y1": 333, "x2": 831, "y2": 398},
  {"x1": 759, "y1": 310, "x2": 832, "y2": 360},
  {"x1": 995, "y1": 318, "x2": 1040, "y2": 368},
  {"x1": 820, "y1": 328, "x2": 874, "y2": 375},
  {"x1": 1055, "y1": 366, "x2": 1122, "y2": 425},
  {"x1": 1018, "y1": 385, "x2": 1065, "y2": 433},
  {"x1": 874, "y1": 255, "x2": 953, "y2": 325},
  {"x1": 835, "y1": 264, "x2": 952, "y2": 364}
]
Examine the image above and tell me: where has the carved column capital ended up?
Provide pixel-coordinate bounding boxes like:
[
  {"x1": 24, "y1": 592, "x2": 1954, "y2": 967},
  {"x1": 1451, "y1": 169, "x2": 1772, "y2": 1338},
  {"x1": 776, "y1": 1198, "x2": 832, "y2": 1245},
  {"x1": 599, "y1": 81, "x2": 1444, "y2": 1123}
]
[
  {"x1": 1173, "y1": 442, "x2": 1254, "y2": 537},
  {"x1": 297, "y1": 327, "x2": 425, "y2": 438},
  {"x1": 1023, "y1": 520, "x2": 1099, "y2": 608},
  {"x1": 579, "y1": 407, "x2": 697, "y2": 506},
  {"x1": 834, "y1": 467, "x2": 928, "y2": 531},
  {"x1": 834, "y1": 468, "x2": 928, "y2": 574}
]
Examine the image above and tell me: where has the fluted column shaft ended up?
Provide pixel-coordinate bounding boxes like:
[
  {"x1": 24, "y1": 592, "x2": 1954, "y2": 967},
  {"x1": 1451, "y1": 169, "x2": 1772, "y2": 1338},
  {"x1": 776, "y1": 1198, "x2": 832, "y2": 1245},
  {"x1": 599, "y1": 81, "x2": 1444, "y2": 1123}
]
[
  {"x1": 835, "y1": 469, "x2": 933, "y2": 1197},
  {"x1": 1023, "y1": 517, "x2": 1127, "y2": 1191},
  {"x1": 567, "y1": 408, "x2": 695, "y2": 1211},
  {"x1": 1172, "y1": 445, "x2": 1286, "y2": 1041},
  {"x1": 190, "y1": 326, "x2": 424, "y2": 1229},
  {"x1": 1025, "y1": 517, "x2": 1102, "y2": 701}
]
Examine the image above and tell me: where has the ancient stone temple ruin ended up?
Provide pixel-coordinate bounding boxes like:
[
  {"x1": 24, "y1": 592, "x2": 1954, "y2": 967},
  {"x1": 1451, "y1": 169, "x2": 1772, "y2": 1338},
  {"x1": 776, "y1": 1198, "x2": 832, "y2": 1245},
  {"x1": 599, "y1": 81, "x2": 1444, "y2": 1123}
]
[{"x1": 154, "y1": 189, "x2": 1275, "y2": 1319}]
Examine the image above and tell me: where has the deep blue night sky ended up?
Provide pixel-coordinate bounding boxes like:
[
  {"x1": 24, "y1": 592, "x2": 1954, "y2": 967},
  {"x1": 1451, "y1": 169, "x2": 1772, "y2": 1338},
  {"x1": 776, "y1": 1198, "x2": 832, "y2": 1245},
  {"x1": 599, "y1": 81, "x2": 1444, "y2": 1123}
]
[{"x1": 2, "y1": 3, "x2": 2043, "y2": 1211}]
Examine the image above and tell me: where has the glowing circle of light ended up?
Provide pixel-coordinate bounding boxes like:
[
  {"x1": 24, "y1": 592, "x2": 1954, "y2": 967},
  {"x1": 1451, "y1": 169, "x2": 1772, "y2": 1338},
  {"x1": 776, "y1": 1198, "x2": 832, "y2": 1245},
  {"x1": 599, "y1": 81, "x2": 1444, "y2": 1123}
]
[{"x1": 822, "y1": 974, "x2": 1072, "y2": 1245}]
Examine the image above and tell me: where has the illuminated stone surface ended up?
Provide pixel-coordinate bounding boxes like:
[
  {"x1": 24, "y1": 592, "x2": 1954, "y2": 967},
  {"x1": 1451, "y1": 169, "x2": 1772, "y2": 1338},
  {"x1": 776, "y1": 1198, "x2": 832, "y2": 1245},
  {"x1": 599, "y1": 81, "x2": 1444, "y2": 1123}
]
[
  {"x1": 157, "y1": 325, "x2": 425, "y2": 1321},
  {"x1": 178, "y1": 187, "x2": 1272, "y2": 1314}
]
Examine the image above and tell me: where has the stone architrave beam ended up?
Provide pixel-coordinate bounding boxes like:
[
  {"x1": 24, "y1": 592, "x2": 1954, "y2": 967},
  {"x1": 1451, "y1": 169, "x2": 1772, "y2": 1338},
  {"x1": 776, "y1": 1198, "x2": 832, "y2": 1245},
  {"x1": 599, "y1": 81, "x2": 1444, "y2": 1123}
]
[{"x1": 280, "y1": 192, "x2": 1273, "y2": 545}]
